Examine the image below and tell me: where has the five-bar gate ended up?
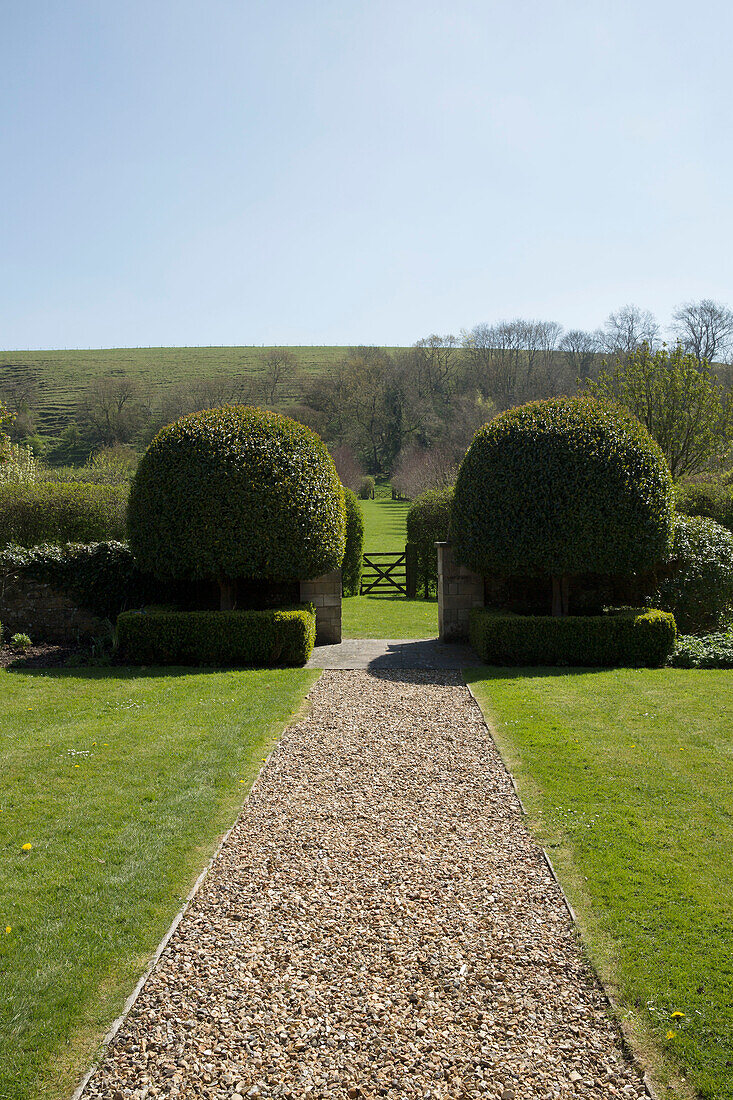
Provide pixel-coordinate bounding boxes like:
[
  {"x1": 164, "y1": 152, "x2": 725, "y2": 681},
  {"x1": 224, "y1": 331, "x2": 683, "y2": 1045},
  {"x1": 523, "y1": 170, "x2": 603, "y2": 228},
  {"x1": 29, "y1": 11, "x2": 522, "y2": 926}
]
[{"x1": 359, "y1": 552, "x2": 408, "y2": 596}]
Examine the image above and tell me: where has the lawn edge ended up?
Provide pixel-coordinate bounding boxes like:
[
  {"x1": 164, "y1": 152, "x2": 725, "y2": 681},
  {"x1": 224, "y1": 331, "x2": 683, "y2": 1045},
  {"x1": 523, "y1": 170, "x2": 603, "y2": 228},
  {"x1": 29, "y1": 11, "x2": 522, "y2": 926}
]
[
  {"x1": 463, "y1": 678, "x2": 665, "y2": 1100},
  {"x1": 70, "y1": 672, "x2": 321, "y2": 1100}
]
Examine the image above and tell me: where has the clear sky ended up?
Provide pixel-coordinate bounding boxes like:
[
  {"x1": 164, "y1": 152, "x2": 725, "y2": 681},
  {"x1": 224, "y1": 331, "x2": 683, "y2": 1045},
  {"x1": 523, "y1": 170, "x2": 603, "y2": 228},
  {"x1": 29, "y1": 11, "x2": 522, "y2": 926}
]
[{"x1": 1, "y1": 0, "x2": 731, "y2": 350}]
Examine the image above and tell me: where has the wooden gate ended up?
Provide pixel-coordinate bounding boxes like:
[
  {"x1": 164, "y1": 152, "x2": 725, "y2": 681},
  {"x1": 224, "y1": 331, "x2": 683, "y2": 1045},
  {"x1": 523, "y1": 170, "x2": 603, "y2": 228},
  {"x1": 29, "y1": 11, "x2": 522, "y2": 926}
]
[{"x1": 360, "y1": 551, "x2": 408, "y2": 596}]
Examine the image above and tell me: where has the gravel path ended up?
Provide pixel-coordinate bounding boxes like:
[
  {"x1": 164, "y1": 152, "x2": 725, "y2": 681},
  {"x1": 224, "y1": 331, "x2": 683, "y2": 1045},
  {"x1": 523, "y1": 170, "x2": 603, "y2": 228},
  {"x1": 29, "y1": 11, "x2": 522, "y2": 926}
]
[{"x1": 82, "y1": 671, "x2": 646, "y2": 1100}]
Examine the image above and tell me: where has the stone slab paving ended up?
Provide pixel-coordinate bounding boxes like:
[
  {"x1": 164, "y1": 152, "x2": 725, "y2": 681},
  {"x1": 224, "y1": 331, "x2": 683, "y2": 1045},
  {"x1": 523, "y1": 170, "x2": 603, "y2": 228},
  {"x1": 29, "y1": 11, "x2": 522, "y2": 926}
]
[
  {"x1": 81, "y1": 671, "x2": 646, "y2": 1100},
  {"x1": 306, "y1": 639, "x2": 483, "y2": 670}
]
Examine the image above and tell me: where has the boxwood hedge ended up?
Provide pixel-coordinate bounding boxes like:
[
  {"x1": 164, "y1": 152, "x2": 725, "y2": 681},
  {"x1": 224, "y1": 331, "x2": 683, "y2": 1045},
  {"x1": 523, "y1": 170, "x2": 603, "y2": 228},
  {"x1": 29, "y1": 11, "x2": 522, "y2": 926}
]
[
  {"x1": 451, "y1": 397, "x2": 674, "y2": 600},
  {"x1": 653, "y1": 515, "x2": 733, "y2": 634},
  {"x1": 406, "y1": 487, "x2": 453, "y2": 597},
  {"x1": 128, "y1": 407, "x2": 345, "y2": 608},
  {"x1": 0, "y1": 483, "x2": 127, "y2": 549},
  {"x1": 116, "y1": 605, "x2": 316, "y2": 666},
  {"x1": 469, "y1": 607, "x2": 676, "y2": 667},
  {"x1": 342, "y1": 488, "x2": 364, "y2": 597}
]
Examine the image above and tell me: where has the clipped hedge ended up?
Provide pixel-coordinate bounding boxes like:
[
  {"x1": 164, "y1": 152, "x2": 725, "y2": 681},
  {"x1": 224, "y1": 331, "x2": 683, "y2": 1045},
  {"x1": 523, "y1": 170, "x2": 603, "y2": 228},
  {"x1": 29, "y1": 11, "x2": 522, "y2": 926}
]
[
  {"x1": 669, "y1": 632, "x2": 733, "y2": 669},
  {"x1": 653, "y1": 515, "x2": 733, "y2": 634},
  {"x1": 452, "y1": 396, "x2": 674, "y2": 580},
  {"x1": 116, "y1": 606, "x2": 316, "y2": 666},
  {"x1": 406, "y1": 487, "x2": 453, "y2": 597},
  {"x1": 128, "y1": 407, "x2": 345, "y2": 605},
  {"x1": 675, "y1": 478, "x2": 733, "y2": 533},
  {"x1": 342, "y1": 488, "x2": 364, "y2": 597},
  {"x1": 469, "y1": 607, "x2": 676, "y2": 668},
  {"x1": 0, "y1": 483, "x2": 128, "y2": 549},
  {"x1": 358, "y1": 476, "x2": 375, "y2": 500}
]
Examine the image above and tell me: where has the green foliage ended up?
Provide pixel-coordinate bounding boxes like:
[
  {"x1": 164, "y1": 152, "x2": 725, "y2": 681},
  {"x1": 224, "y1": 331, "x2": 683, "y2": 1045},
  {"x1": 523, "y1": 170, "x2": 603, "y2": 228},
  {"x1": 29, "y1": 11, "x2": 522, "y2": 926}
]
[
  {"x1": 341, "y1": 488, "x2": 364, "y2": 596},
  {"x1": 669, "y1": 631, "x2": 733, "y2": 668},
  {"x1": 0, "y1": 440, "x2": 37, "y2": 484},
  {"x1": 653, "y1": 515, "x2": 733, "y2": 634},
  {"x1": 358, "y1": 475, "x2": 375, "y2": 499},
  {"x1": 675, "y1": 476, "x2": 733, "y2": 532},
  {"x1": 116, "y1": 606, "x2": 316, "y2": 666},
  {"x1": 0, "y1": 541, "x2": 160, "y2": 621},
  {"x1": 406, "y1": 487, "x2": 454, "y2": 596},
  {"x1": 452, "y1": 396, "x2": 674, "y2": 580},
  {"x1": 584, "y1": 342, "x2": 733, "y2": 478},
  {"x1": 469, "y1": 607, "x2": 676, "y2": 667},
  {"x1": 10, "y1": 632, "x2": 31, "y2": 650},
  {"x1": 0, "y1": 483, "x2": 128, "y2": 549},
  {"x1": 128, "y1": 407, "x2": 345, "y2": 594}
]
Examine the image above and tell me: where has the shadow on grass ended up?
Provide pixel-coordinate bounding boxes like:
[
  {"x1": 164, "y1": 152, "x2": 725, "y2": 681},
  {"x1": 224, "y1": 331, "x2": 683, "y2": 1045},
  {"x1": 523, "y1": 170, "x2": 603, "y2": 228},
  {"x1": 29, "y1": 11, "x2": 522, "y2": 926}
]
[
  {"x1": 8, "y1": 663, "x2": 292, "y2": 681},
  {"x1": 465, "y1": 664, "x2": 630, "y2": 681}
]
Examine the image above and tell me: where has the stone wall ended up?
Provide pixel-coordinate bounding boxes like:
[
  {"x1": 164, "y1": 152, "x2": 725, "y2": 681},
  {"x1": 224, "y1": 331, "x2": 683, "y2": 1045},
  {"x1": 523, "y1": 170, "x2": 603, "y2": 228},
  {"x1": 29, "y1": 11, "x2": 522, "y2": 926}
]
[
  {"x1": 436, "y1": 542, "x2": 484, "y2": 641},
  {"x1": 0, "y1": 574, "x2": 106, "y2": 644},
  {"x1": 299, "y1": 569, "x2": 342, "y2": 645}
]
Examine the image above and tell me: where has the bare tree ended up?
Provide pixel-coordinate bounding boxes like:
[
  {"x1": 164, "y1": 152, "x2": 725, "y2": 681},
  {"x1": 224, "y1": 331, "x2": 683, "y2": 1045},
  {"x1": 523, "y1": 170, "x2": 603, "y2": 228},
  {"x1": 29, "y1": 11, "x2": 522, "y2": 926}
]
[
  {"x1": 600, "y1": 305, "x2": 659, "y2": 358},
  {"x1": 671, "y1": 299, "x2": 733, "y2": 364},
  {"x1": 328, "y1": 443, "x2": 365, "y2": 491},
  {"x1": 78, "y1": 376, "x2": 145, "y2": 447},
  {"x1": 258, "y1": 348, "x2": 298, "y2": 404},
  {"x1": 560, "y1": 329, "x2": 601, "y2": 380}
]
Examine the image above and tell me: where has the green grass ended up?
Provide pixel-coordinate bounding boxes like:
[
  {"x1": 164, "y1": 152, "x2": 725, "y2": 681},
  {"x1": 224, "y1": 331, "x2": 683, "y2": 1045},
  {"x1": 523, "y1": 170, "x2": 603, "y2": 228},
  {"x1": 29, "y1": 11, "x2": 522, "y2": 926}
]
[
  {"x1": 466, "y1": 667, "x2": 733, "y2": 1100},
  {"x1": 342, "y1": 595, "x2": 437, "y2": 638},
  {"x1": 342, "y1": 493, "x2": 438, "y2": 637},
  {"x1": 0, "y1": 665, "x2": 317, "y2": 1100}
]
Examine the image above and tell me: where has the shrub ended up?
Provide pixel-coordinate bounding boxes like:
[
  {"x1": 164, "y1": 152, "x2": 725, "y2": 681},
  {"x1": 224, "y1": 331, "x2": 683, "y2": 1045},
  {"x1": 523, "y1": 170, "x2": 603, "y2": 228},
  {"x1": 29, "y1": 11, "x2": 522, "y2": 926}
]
[
  {"x1": 128, "y1": 407, "x2": 345, "y2": 609},
  {"x1": 116, "y1": 606, "x2": 316, "y2": 667},
  {"x1": 675, "y1": 478, "x2": 733, "y2": 533},
  {"x1": 0, "y1": 483, "x2": 128, "y2": 549},
  {"x1": 668, "y1": 631, "x2": 733, "y2": 668},
  {"x1": 452, "y1": 396, "x2": 674, "y2": 614},
  {"x1": 342, "y1": 489, "x2": 364, "y2": 597},
  {"x1": 653, "y1": 515, "x2": 733, "y2": 634},
  {"x1": 406, "y1": 487, "x2": 454, "y2": 596},
  {"x1": 10, "y1": 633, "x2": 31, "y2": 651},
  {"x1": 469, "y1": 607, "x2": 676, "y2": 668},
  {"x1": 358, "y1": 475, "x2": 375, "y2": 499},
  {"x1": 0, "y1": 441, "x2": 37, "y2": 484}
]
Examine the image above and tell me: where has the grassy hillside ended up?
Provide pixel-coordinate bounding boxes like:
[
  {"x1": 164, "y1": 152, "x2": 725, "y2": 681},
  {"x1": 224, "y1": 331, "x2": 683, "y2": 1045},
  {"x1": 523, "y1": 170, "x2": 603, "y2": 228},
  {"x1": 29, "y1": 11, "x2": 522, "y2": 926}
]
[{"x1": 0, "y1": 346, "x2": 403, "y2": 436}]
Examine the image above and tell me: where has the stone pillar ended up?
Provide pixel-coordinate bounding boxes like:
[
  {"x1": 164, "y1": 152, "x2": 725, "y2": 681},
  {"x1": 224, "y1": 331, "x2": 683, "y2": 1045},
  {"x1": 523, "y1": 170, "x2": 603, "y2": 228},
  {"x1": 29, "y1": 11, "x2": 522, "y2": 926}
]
[
  {"x1": 436, "y1": 542, "x2": 484, "y2": 642},
  {"x1": 300, "y1": 569, "x2": 342, "y2": 644}
]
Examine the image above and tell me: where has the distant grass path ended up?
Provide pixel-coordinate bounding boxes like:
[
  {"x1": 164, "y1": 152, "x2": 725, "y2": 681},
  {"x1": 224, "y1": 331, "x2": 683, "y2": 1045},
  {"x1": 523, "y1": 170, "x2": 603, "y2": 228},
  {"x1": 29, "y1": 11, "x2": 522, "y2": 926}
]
[
  {"x1": 0, "y1": 666, "x2": 316, "y2": 1100},
  {"x1": 467, "y1": 667, "x2": 733, "y2": 1100},
  {"x1": 343, "y1": 494, "x2": 438, "y2": 638}
]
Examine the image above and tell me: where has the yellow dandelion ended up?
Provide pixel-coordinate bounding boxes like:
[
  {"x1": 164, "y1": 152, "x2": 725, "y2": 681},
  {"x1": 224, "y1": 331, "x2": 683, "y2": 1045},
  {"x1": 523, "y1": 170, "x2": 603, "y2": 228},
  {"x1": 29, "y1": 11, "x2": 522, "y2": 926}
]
[
  {"x1": 21, "y1": 843, "x2": 32, "y2": 851},
  {"x1": 671, "y1": 1011, "x2": 685, "y2": 1019},
  {"x1": 666, "y1": 1030, "x2": 676, "y2": 1040},
  {"x1": 74, "y1": 764, "x2": 80, "y2": 768},
  {"x1": 5, "y1": 926, "x2": 11, "y2": 934}
]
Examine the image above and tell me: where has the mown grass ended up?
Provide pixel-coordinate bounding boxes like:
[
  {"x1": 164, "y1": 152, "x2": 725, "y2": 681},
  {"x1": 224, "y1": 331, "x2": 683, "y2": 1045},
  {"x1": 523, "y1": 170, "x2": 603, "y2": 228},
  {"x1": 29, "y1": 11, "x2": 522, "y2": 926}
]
[
  {"x1": 0, "y1": 666, "x2": 317, "y2": 1100},
  {"x1": 342, "y1": 493, "x2": 439, "y2": 637},
  {"x1": 466, "y1": 667, "x2": 733, "y2": 1100}
]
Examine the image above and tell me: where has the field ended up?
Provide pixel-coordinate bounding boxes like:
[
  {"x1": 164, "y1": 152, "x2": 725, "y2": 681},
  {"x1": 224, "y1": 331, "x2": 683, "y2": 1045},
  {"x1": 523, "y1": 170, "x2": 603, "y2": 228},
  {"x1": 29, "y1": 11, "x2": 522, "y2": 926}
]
[
  {"x1": 342, "y1": 492, "x2": 439, "y2": 638},
  {"x1": 0, "y1": 346, "x2": 402, "y2": 436},
  {"x1": 0, "y1": 666, "x2": 316, "y2": 1100},
  {"x1": 467, "y1": 667, "x2": 733, "y2": 1100}
]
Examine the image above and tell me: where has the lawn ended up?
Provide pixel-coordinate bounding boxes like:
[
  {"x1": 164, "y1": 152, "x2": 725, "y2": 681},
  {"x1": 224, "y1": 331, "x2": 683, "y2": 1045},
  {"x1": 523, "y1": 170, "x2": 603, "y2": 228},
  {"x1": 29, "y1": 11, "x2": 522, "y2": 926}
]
[
  {"x1": 342, "y1": 493, "x2": 439, "y2": 638},
  {"x1": 0, "y1": 665, "x2": 317, "y2": 1100},
  {"x1": 466, "y1": 667, "x2": 733, "y2": 1100}
]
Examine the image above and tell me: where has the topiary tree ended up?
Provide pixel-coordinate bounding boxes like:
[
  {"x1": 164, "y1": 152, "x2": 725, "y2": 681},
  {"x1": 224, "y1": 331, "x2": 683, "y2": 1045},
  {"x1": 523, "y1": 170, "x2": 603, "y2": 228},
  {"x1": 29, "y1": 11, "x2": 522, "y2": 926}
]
[
  {"x1": 127, "y1": 406, "x2": 346, "y2": 609},
  {"x1": 653, "y1": 515, "x2": 733, "y2": 634},
  {"x1": 406, "y1": 487, "x2": 454, "y2": 597},
  {"x1": 451, "y1": 396, "x2": 674, "y2": 615},
  {"x1": 341, "y1": 488, "x2": 364, "y2": 597}
]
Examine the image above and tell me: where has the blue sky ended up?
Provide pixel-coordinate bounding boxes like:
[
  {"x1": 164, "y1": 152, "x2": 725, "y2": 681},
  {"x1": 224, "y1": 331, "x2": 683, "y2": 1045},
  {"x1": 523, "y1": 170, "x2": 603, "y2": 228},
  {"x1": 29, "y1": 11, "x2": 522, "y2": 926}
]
[{"x1": 1, "y1": 0, "x2": 731, "y2": 349}]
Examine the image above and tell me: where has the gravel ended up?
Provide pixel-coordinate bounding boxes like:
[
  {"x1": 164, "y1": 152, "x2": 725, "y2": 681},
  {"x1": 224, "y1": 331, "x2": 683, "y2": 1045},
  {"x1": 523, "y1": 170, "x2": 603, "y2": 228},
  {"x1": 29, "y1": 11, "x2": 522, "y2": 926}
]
[{"x1": 81, "y1": 670, "x2": 647, "y2": 1100}]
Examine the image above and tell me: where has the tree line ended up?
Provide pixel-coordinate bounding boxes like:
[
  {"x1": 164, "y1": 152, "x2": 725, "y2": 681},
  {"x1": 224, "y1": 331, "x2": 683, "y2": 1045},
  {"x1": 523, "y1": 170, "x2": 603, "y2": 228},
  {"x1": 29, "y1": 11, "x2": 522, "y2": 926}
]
[{"x1": 2, "y1": 299, "x2": 732, "y2": 483}]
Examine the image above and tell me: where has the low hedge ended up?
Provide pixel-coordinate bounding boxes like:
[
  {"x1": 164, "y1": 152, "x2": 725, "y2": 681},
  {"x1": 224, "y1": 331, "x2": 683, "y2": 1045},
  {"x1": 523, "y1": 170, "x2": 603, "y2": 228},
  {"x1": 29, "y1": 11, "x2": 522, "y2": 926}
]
[
  {"x1": 675, "y1": 478, "x2": 733, "y2": 533},
  {"x1": 0, "y1": 483, "x2": 127, "y2": 548},
  {"x1": 342, "y1": 488, "x2": 364, "y2": 596},
  {"x1": 668, "y1": 631, "x2": 733, "y2": 669},
  {"x1": 469, "y1": 607, "x2": 676, "y2": 667},
  {"x1": 116, "y1": 605, "x2": 316, "y2": 667}
]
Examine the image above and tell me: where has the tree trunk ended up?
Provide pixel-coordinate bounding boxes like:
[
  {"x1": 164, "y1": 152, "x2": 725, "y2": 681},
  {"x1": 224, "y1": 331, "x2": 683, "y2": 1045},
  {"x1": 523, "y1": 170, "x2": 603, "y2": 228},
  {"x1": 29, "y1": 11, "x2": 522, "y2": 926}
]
[
  {"x1": 218, "y1": 578, "x2": 237, "y2": 611},
  {"x1": 551, "y1": 574, "x2": 570, "y2": 617}
]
